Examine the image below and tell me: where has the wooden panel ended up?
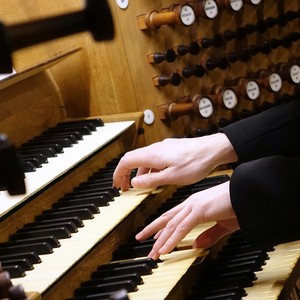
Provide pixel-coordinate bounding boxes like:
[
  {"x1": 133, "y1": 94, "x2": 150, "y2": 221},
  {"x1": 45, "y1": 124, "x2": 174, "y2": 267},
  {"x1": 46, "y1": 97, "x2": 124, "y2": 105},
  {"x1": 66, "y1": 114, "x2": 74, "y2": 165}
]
[
  {"x1": 2, "y1": 0, "x2": 299, "y2": 144},
  {"x1": 113, "y1": 0, "x2": 300, "y2": 143}
]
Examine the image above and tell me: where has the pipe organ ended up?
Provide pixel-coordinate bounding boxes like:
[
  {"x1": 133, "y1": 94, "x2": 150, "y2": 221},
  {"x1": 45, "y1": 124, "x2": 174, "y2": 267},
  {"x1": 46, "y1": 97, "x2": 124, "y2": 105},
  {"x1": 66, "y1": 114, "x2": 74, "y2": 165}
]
[{"x1": 0, "y1": 0, "x2": 299, "y2": 299}]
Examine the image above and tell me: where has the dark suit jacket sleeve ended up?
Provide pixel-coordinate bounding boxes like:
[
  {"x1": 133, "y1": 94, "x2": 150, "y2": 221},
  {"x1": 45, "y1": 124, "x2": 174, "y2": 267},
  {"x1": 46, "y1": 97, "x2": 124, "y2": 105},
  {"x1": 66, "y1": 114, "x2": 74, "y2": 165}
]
[
  {"x1": 229, "y1": 154, "x2": 300, "y2": 249},
  {"x1": 219, "y1": 100, "x2": 300, "y2": 248},
  {"x1": 219, "y1": 99, "x2": 300, "y2": 163}
]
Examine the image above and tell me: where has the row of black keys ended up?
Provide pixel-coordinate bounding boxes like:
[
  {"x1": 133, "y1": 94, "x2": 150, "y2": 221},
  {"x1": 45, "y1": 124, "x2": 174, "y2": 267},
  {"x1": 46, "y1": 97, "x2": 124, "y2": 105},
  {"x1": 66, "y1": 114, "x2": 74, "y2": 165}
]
[
  {"x1": 17, "y1": 118, "x2": 103, "y2": 173},
  {"x1": 65, "y1": 175, "x2": 234, "y2": 300},
  {"x1": 186, "y1": 231, "x2": 273, "y2": 300},
  {"x1": 0, "y1": 156, "x2": 120, "y2": 278}
]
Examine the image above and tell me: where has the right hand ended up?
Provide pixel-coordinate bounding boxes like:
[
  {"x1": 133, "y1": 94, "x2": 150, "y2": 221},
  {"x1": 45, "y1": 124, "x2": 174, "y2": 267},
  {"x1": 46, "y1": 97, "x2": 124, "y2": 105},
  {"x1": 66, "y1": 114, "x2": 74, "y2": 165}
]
[
  {"x1": 135, "y1": 181, "x2": 240, "y2": 260},
  {"x1": 113, "y1": 133, "x2": 237, "y2": 191}
]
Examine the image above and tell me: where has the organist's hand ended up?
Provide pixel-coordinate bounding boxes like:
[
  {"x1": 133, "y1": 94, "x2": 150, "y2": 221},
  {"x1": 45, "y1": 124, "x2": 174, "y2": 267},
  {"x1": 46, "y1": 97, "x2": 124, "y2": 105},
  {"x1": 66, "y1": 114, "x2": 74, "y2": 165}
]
[
  {"x1": 135, "y1": 181, "x2": 240, "y2": 260},
  {"x1": 113, "y1": 133, "x2": 237, "y2": 191}
]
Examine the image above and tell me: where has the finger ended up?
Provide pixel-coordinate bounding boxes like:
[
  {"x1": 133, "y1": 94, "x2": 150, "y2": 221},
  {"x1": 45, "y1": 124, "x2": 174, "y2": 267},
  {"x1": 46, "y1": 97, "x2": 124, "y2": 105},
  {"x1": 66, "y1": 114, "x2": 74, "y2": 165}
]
[
  {"x1": 131, "y1": 167, "x2": 179, "y2": 189},
  {"x1": 113, "y1": 148, "x2": 166, "y2": 189},
  {"x1": 112, "y1": 152, "x2": 148, "y2": 189},
  {"x1": 193, "y1": 219, "x2": 239, "y2": 249},
  {"x1": 156, "y1": 209, "x2": 198, "y2": 256},
  {"x1": 120, "y1": 175, "x2": 131, "y2": 192},
  {"x1": 136, "y1": 204, "x2": 184, "y2": 241},
  {"x1": 136, "y1": 167, "x2": 151, "y2": 177},
  {"x1": 149, "y1": 206, "x2": 196, "y2": 260}
]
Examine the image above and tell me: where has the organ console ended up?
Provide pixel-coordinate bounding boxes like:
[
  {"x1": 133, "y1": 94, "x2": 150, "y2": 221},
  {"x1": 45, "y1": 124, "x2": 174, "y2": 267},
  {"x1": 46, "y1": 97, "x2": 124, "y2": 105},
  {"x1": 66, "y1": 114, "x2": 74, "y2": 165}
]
[{"x1": 0, "y1": 0, "x2": 299, "y2": 299}]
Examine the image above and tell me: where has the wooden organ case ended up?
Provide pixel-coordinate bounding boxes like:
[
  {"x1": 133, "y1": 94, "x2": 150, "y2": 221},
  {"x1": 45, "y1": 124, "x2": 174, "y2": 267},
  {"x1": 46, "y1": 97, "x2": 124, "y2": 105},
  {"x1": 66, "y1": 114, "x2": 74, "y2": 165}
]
[{"x1": 0, "y1": 0, "x2": 299, "y2": 299}]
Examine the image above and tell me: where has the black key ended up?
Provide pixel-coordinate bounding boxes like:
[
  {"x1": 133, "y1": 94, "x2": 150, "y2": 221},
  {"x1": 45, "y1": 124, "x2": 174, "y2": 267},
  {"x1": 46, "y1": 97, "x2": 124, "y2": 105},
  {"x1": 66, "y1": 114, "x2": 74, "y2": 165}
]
[
  {"x1": 215, "y1": 253, "x2": 268, "y2": 268},
  {"x1": 81, "y1": 273, "x2": 143, "y2": 287},
  {"x1": 21, "y1": 142, "x2": 64, "y2": 153},
  {"x1": 24, "y1": 221, "x2": 78, "y2": 233},
  {"x1": 177, "y1": 175, "x2": 230, "y2": 192},
  {"x1": 35, "y1": 216, "x2": 84, "y2": 228},
  {"x1": 1, "y1": 258, "x2": 33, "y2": 271},
  {"x1": 58, "y1": 118, "x2": 104, "y2": 127},
  {"x1": 20, "y1": 161, "x2": 36, "y2": 172},
  {"x1": 189, "y1": 286, "x2": 246, "y2": 299},
  {"x1": 20, "y1": 157, "x2": 41, "y2": 168},
  {"x1": 65, "y1": 189, "x2": 113, "y2": 199},
  {"x1": 34, "y1": 134, "x2": 79, "y2": 144},
  {"x1": 73, "y1": 186, "x2": 120, "y2": 197},
  {"x1": 82, "y1": 178, "x2": 113, "y2": 186},
  {"x1": 17, "y1": 147, "x2": 58, "y2": 157},
  {"x1": 28, "y1": 137, "x2": 74, "y2": 147},
  {"x1": 74, "y1": 280, "x2": 137, "y2": 295},
  {"x1": 44, "y1": 204, "x2": 99, "y2": 215},
  {"x1": 118, "y1": 239, "x2": 156, "y2": 249},
  {"x1": 79, "y1": 181, "x2": 114, "y2": 188},
  {"x1": 54, "y1": 198, "x2": 109, "y2": 208},
  {"x1": 48, "y1": 125, "x2": 92, "y2": 135},
  {"x1": 97, "y1": 258, "x2": 158, "y2": 271},
  {"x1": 88, "y1": 173, "x2": 114, "y2": 181},
  {"x1": 3, "y1": 265, "x2": 25, "y2": 278},
  {"x1": 57, "y1": 123, "x2": 97, "y2": 131},
  {"x1": 0, "y1": 252, "x2": 41, "y2": 264},
  {"x1": 210, "y1": 259, "x2": 263, "y2": 273},
  {"x1": 92, "y1": 263, "x2": 153, "y2": 279},
  {"x1": 19, "y1": 153, "x2": 48, "y2": 164},
  {"x1": 201, "y1": 291, "x2": 244, "y2": 300},
  {"x1": 63, "y1": 191, "x2": 112, "y2": 203},
  {"x1": 10, "y1": 226, "x2": 72, "y2": 240},
  {"x1": 204, "y1": 269, "x2": 256, "y2": 288},
  {"x1": 65, "y1": 292, "x2": 126, "y2": 300},
  {"x1": 36, "y1": 208, "x2": 94, "y2": 220},
  {"x1": 113, "y1": 244, "x2": 154, "y2": 260},
  {"x1": 91, "y1": 169, "x2": 114, "y2": 176},
  {"x1": 219, "y1": 249, "x2": 267, "y2": 259},
  {"x1": 43, "y1": 130, "x2": 83, "y2": 140},
  {"x1": 5, "y1": 236, "x2": 60, "y2": 248},
  {"x1": 0, "y1": 242, "x2": 53, "y2": 255}
]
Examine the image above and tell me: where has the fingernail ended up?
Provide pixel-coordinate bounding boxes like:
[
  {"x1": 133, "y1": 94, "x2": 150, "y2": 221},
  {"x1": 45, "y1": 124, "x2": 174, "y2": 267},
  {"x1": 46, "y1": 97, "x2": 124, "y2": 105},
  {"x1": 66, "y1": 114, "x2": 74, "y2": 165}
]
[
  {"x1": 135, "y1": 233, "x2": 142, "y2": 240},
  {"x1": 159, "y1": 245, "x2": 167, "y2": 254}
]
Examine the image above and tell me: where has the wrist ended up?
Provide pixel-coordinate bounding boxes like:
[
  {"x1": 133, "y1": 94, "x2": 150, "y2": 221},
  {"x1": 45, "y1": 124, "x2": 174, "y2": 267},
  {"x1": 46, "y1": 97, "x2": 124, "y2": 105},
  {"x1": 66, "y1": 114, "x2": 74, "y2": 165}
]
[{"x1": 216, "y1": 133, "x2": 238, "y2": 164}]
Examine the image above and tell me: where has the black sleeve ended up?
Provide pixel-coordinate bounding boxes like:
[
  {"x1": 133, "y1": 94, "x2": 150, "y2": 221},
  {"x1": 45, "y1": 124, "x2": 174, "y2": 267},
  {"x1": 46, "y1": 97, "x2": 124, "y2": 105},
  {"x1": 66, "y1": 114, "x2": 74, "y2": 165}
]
[
  {"x1": 230, "y1": 153, "x2": 300, "y2": 249},
  {"x1": 220, "y1": 99, "x2": 300, "y2": 163}
]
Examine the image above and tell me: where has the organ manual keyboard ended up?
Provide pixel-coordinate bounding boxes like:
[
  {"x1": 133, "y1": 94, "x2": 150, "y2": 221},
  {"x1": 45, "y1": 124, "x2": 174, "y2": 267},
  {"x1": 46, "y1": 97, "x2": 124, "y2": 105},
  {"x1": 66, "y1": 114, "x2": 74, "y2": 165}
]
[{"x1": 0, "y1": 0, "x2": 299, "y2": 299}]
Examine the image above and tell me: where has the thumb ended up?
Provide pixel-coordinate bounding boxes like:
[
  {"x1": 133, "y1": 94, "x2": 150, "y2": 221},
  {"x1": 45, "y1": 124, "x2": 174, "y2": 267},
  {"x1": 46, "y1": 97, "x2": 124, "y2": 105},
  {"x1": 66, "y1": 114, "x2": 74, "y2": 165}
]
[
  {"x1": 193, "y1": 221, "x2": 238, "y2": 249},
  {"x1": 131, "y1": 170, "x2": 172, "y2": 189}
]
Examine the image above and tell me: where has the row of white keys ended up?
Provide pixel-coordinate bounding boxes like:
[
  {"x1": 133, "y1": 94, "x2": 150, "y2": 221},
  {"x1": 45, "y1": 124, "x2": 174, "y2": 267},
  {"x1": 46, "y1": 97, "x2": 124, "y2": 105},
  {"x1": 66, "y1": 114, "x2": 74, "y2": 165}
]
[
  {"x1": 11, "y1": 187, "x2": 154, "y2": 295},
  {"x1": 244, "y1": 240, "x2": 300, "y2": 299},
  {"x1": 128, "y1": 248, "x2": 208, "y2": 300},
  {"x1": 0, "y1": 121, "x2": 134, "y2": 217}
]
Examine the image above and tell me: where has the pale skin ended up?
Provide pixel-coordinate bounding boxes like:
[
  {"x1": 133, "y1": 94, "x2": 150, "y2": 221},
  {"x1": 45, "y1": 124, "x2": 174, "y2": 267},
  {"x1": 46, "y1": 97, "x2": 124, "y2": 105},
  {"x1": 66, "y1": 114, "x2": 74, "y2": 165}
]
[{"x1": 113, "y1": 133, "x2": 239, "y2": 259}]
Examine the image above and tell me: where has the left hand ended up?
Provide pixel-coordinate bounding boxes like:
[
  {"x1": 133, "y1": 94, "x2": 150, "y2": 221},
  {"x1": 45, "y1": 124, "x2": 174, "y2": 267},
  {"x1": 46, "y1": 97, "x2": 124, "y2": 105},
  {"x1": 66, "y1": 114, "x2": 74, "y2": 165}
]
[{"x1": 135, "y1": 181, "x2": 240, "y2": 260}]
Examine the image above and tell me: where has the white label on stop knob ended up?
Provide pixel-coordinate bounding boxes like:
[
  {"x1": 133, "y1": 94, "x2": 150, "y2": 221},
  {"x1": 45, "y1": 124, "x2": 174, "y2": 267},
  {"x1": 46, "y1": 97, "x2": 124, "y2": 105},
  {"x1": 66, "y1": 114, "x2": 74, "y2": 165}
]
[
  {"x1": 250, "y1": 0, "x2": 262, "y2": 5},
  {"x1": 198, "y1": 97, "x2": 214, "y2": 118},
  {"x1": 229, "y1": 0, "x2": 243, "y2": 11},
  {"x1": 204, "y1": 0, "x2": 218, "y2": 19},
  {"x1": 180, "y1": 5, "x2": 196, "y2": 26},
  {"x1": 269, "y1": 73, "x2": 282, "y2": 92},
  {"x1": 246, "y1": 80, "x2": 260, "y2": 100},
  {"x1": 223, "y1": 89, "x2": 238, "y2": 109},
  {"x1": 290, "y1": 65, "x2": 300, "y2": 84}
]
